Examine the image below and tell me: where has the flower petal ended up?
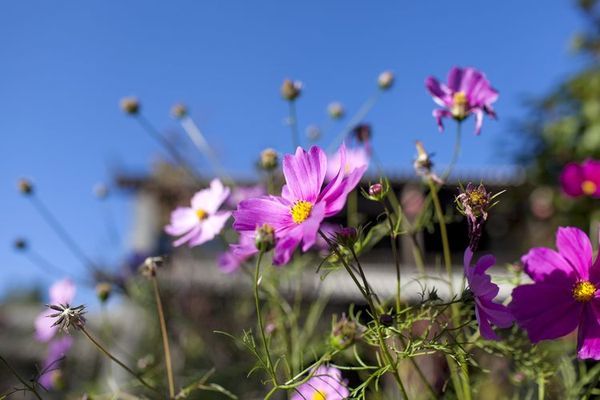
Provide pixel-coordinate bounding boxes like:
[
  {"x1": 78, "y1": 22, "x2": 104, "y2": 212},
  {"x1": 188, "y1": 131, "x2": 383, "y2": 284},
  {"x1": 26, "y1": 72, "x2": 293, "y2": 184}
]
[
  {"x1": 447, "y1": 66, "x2": 464, "y2": 92},
  {"x1": 282, "y1": 146, "x2": 327, "y2": 203},
  {"x1": 49, "y1": 279, "x2": 76, "y2": 304},
  {"x1": 188, "y1": 211, "x2": 231, "y2": 246},
  {"x1": 556, "y1": 227, "x2": 593, "y2": 280},
  {"x1": 577, "y1": 301, "x2": 600, "y2": 360},
  {"x1": 432, "y1": 109, "x2": 452, "y2": 132},
  {"x1": 233, "y1": 196, "x2": 292, "y2": 233},
  {"x1": 510, "y1": 282, "x2": 582, "y2": 343},
  {"x1": 560, "y1": 163, "x2": 585, "y2": 197},
  {"x1": 521, "y1": 247, "x2": 578, "y2": 284},
  {"x1": 191, "y1": 179, "x2": 230, "y2": 214},
  {"x1": 165, "y1": 207, "x2": 198, "y2": 236},
  {"x1": 425, "y1": 76, "x2": 452, "y2": 107}
]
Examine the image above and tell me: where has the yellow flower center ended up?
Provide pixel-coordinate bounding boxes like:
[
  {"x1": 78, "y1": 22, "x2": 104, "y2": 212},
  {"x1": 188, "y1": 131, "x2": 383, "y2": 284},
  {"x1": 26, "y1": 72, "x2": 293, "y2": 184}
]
[
  {"x1": 196, "y1": 209, "x2": 208, "y2": 220},
  {"x1": 573, "y1": 281, "x2": 597, "y2": 302},
  {"x1": 312, "y1": 391, "x2": 326, "y2": 400},
  {"x1": 582, "y1": 180, "x2": 597, "y2": 195},
  {"x1": 452, "y1": 91, "x2": 468, "y2": 119},
  {"x1": 291, "y1": 200, "x2": 313, "y2": 224}
]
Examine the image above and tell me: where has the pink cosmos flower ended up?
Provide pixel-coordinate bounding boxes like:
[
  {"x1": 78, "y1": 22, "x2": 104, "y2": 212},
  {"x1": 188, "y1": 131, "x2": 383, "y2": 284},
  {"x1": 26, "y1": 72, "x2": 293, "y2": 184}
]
[
  {"x1": 35, "y1": 279, "x2": 76, "y2": 342},
  {"x1": 425, "y1": 66, "x2": 498, "y2": 135},
  {"x1": 226, "y1": 185, "x2": 267, "y2": 208},
  {"x1": 218, "y1": 233, "x2": 258, "y2": 273},
  {"x1": 233, "y1": 144, "x2": 366, "y2": 265},
  {"x1": 39, "y1": 336, "x2": 73, "y2": 389},
  {"x1": 560, "y1": 159, "x2": 600, "y2": 198},
  {"x1": 290, "y1": 366, "x2": 350, "y2": 400},
  {"x1": 326, "y1": 145, "x2": 370, "y2": 181},
  {"x1": 510, "y1": 227, "x2": 600, "y2": 359},
  {"x1": 165, "y1": 178, "x2": 232, "y2": 247},
  {"x1": 464, "y1": 249, "x2": 513, "y2": 340}
]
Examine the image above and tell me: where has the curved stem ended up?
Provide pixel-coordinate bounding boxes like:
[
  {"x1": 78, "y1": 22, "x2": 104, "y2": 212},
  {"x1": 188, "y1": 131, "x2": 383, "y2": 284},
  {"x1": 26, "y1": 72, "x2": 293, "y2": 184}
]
[
  {"x1": 0, "y1": 355, "x2": 43, "y2": 400},
  {"x1": 80, "y1": 326, "x2": 159, "y2": 394},
  {"x1": 428, "y1": 179, "x2": 453, "y2": 295},
  {"x1": 442, "y1": 122, "x2": 462, "y2": 180},
  {"x1": 151, "y1": 276, "x2": 175, "y2": 398}
]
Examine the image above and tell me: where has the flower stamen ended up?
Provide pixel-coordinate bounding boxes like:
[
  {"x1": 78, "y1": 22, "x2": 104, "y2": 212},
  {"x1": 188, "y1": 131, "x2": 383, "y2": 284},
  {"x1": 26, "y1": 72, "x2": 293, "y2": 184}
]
[
  {"x1": 312, "y1": 391, "x2": 326, "y2": 400},
  {"x1": 195, "y1": 209, "x2": 208, "y2": 220},
  {"x1": 573, "y1": 281, "x2": 597, "y2": 302},
  {"x1": 582, "y1": 180, "x2": 597, "y2": 196},
  {"x1": 290, "y1": 200, "x2": 313, "y2": 224},
  {"x1": 452, "y1": 91, "x2": 468, "y2": 119}
]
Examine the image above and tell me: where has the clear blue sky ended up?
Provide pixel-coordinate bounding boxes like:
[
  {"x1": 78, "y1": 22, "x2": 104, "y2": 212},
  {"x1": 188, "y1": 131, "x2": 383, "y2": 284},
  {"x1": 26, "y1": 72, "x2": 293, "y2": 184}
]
[{"x1": 0, "y1": 1, "x2": 584, "y2": 300}]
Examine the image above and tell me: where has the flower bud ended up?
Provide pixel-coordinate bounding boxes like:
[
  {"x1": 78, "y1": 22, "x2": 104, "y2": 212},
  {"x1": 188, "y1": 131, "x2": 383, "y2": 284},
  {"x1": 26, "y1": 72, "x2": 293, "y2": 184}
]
[
  {"x1": 18, "y1": 178, "x2": 34, "y2": 195},
  {"x1": 330, "y1": 314, "x2": 360, "y2": 350},
  {"x1": 171, "y1": 103, "x2": 188, "y2": 119},
  {"x1": 93, "y1": 183, "x2": 109, "y2": 200},
  {"x1": 120, "y1": 97, "x2": 140, "y2": 115},
  {"x1": 95, "y1": 282, "x2": 112, "y2": 303},
  {"x1": 369, "y1": 183, "x2": 383, "y2": 197},
  {"x1": 140, "y1": 256, "x2": 165, "y2": 277},
  {"x1": 378, "y1": 71, "x2": 394, "y2": 90},
  {"x1": 306, "y1": 125, "x2": 321, "y2": 141},
  {"x1": 255, "y1": 224, "x2": 276, "y2": 252},
  {"x1": 379, "y1": 313, "x2": 393, "y2": 327},
  {"x1": 280, "y1": 79, "x2": 302, "y2": 101},
  {"x1": 364, "y1": 180, "x2": 390, "y2": 202},
  {"x1": 335, "y1": 227, "x2": 358, "y2": 248},
  {"x1": 14, "y1": 238, "x2": 28, "y2": 251},
  {"x1": 352, "y1": 123, "x2": 372, "y2": 143},
  {"x1": 327, "y1": 102, "x2": 345, "y2": 119},
  {"x1": 259, "y1": 148, "x2": 279, "y2": 171}
]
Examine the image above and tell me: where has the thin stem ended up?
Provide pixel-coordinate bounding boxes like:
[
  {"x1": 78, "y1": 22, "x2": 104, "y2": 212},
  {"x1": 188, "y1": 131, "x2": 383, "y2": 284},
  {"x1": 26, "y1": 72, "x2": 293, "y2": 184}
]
[
  {"x1": 288, "y1": 101, "x2": 300, "y2": 150},
  {"x1": 254, "y1": 251, "x2": 276, "y2": 382},
  {"x1": 135, "y1": 114, "x2": 200, "y2": 184},
  {"x1": 29, "y1": 195, "x2": 96, "y2": 272},
  {"x1": 347, "y1": 189, "x2": 358, "y2": 227},
  {"x1": 79, "y1": 326, "x2": 159, "y2": 394},
  {"x1": 442, "y1": 122, "x2": 462, "y2": 180},
  {"x1": 382, "y1": 203, "x2": 402, "y2": 315},
  {"x1": 428, "y1": 179, "x2": 453, "y2": 295},
  {"x1": 0, "y1": 355, "x2": 43, "y2": 400},
  {"x1": 327, "y1": 89, "x2": 381, "y2": 152},
  {"x1": 151, "y1": 276, "x2": 175, "y2": 398}
]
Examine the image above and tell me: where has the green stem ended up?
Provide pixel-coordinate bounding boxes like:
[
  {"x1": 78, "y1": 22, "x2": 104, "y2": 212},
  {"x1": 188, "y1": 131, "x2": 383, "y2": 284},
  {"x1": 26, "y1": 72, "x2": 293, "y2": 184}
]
[
  {"x1": 442, "y1": 122, "x2": 462, "y2": 180},
  {"x1": 80, "y1": 326, "x2": 159, "y2": 394},
  {"x1": 347, "y1": 189, "x2": 358, "y2": 227},
  {"x1": 254, "y1": 251, "x2": 276, "y2": 382},
  {"x1": 289, "y1": 101, "x2": 300, "y2": 150},
  {"x1": 428, "y1": 179, "x2": 453, "y2": 295},
  {"x1": 151, "y1": 276, "x2": 176, "y2": 398},
  {"x1": 0, "y1": 355, "x2": 43, "y2": 400},
  {"x1": 382, "y1": 203, "x2": 402, "y2": 315}
]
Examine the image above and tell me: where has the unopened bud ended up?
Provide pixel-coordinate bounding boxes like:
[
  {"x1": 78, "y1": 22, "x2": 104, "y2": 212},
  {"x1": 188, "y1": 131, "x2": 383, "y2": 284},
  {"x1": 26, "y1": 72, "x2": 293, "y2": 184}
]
[
  {"x1": 352, "y1": 123, "x2": 372, "y2": 143},
  {"x1": 14, "y1": 238, "x2": 28, "y2": 251},
  {"x1": 330, "y1": 313, "x2": 360, "y2": 350},
  {"x1": 93, "y1": 183, "x2": 109, "y2": 199},
  {"x1": 280, "y1": 79, "x2": 302, "y2": 101},
  {"x1": 328, "y1": 102, "x2": 345, "y2": 119},
  {"x1": 335, "y1": 227, "x2": 358, "y2": 248},
  {"x1": 255, "y1": 224, "x2": 276, "y2": 252},
  {"x1": 369, "y1": 183, "x2": 383, "y2": 197},
  {"x1": 259, "y1": 148, "x2": 279, "y2": 171},
  {"x1": 120, "y1": 97, "x2": 140, "y2": 115},
  {"x1": 378, "y1": 71, "x2": 394, "y2": 90},
  {"x1": 18, "y1": 178, "x2": 34, "y2": 195},
  {"x1": 140, "y1": 256, "x2": 165, "y2": 277},
  {"x1": 95, "y1": 282, "x2": 112, "y2": 303},
  {"x1": 379, "y1": 314, "x2": 393, "y2": 327},
  {"x1": 171, "y1": 103, "x2": 188, "y2": 119}
]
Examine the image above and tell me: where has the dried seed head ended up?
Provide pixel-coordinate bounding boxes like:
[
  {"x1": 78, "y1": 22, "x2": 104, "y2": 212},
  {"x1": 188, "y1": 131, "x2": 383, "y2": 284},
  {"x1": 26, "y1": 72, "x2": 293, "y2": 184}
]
[
  {"x1": 171, "y1": 103, "x2": 188, "y2": 119},
  {"x1": 120, "y1": 97, "x2": 140, "y2": 115},
  {"x1": 47, "y1": 303, "x2": 87, "y2": 332},
  {"x1": 18, "y1": 178, "x2": 34, "y2": 195},
  {"x1": 328, "y1": 102, "x2": 345, "y2": 119},
  {"x1": 259, "y1": 148, "x2": 279, "y2": 171},
  {"x1": 255, "y1": 224, "x2": 276, "y2": 253},
  {"x1": 280, "y1": 79, "x2": 302, "y2": 101},
  {"x1": 378, "y1": 71, "x2": 395, "y2": 90}
]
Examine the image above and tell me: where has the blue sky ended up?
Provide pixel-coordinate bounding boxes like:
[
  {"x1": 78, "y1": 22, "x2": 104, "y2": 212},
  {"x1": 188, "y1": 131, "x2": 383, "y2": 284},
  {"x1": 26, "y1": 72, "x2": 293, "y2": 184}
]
[{"x1": 0, "y1": 1, "x2": 584, "y2": 300}]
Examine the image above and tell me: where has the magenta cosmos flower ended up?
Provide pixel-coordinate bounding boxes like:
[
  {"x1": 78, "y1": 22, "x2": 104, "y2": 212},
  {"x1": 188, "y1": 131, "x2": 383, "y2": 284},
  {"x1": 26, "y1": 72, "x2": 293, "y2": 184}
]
[
  {"x1": 165, "y1": 178, "x2": 231, "y2": 247},
  {"x1": 35, "y1": 279, "x2": 76, "y2": 342},
  {"x1": 290, "y1": 366, "x2": 350, "y2": 400},
  {"x1": 425, "y1": 66, "x2": 498, "y2": 135},
  {"x1": 326, "y1": 144, "x2": 370, "y2": 181},
  {"x1": 218, "y1": 233, "x2": 258, "y2": 273},
  {"x1": 233, "y1": 144, "x2": 366, "y2": 265},
  {"x1": 464, "y1": 249, "x2": 513, "y2": 340},
  {"x1": 39, "y1": 336, "x2": 73, "y2": 389},
  {"x1": 226, "y1": 184, "x2": 267, "y2": 208},
  {"x1": 510, "y1": 227, "x2": 600, "y2": 359},
  {"x1": 560, "y1": 159, "x2": 600, "y2": 198}
]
